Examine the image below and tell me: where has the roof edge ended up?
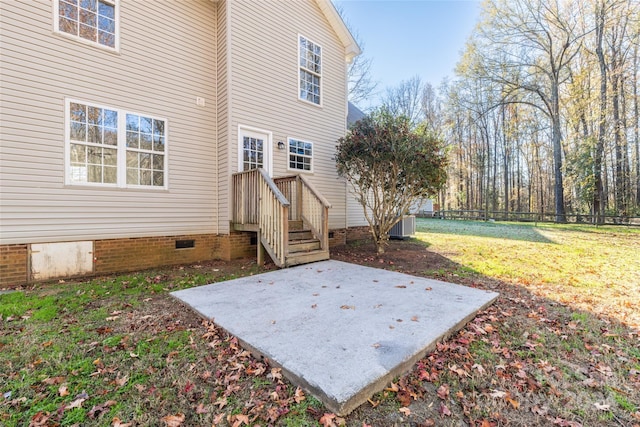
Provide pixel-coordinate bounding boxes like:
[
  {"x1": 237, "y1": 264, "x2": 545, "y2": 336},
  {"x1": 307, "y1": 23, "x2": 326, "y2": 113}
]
[{"x1": 315, "y1": 0, "x2": 362, "y2": 63}]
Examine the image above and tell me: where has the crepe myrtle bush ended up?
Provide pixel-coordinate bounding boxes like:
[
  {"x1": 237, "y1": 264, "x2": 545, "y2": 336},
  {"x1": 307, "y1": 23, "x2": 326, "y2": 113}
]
[{"x1": 336, "y1": 108, "x2": 447, "y2": 254}]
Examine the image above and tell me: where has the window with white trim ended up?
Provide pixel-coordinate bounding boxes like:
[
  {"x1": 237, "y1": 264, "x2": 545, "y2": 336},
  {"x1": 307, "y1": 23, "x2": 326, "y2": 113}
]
[
  {"x1": 55, "y1": 0, "x2": 118, "y2": 49},
  {"x1": 299, "y1": 35, "x2": 321, "y2": 105},
  {"x1": 67, "y1": 100, "x2": 167, "y2": 188},
  {"x1": 288, "y1": 138, "x2": 313, "y2": 172}
]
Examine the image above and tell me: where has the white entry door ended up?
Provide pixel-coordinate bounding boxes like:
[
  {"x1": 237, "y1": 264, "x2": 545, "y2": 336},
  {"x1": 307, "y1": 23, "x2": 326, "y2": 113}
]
[{"x1": 239, "y1": 127, "x2": 272, "y2": 175}]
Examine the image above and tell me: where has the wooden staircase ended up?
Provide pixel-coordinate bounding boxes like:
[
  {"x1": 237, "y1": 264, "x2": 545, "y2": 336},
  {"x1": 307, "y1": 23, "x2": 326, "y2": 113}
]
[
  {"x1": 286, "y1": 220, "x2": 329, "y2": 266},
  {"x1": 231, "y1": 169, "x2": 330, "y2": 268}
]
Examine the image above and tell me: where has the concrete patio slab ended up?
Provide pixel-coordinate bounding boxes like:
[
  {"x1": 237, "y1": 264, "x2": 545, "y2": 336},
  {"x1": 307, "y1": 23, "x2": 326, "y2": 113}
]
[{"x1": 171, "y1": 260, "x2": 498, "y2": 415}]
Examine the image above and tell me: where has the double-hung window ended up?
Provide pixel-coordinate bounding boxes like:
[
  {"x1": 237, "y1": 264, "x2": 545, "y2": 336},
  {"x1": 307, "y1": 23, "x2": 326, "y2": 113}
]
[
  {"x1": 288, "y1": 138, "x2": 313, "y2": 172},
  {"x1": 299, "y1": 35, "x2": 322, "y2": 105},
  {"x1": 66, "y1": 100, "x2": 167, "y2": 188},
  {"x1": 55, "y1": 0, "x2": 118, "y2": 50}
]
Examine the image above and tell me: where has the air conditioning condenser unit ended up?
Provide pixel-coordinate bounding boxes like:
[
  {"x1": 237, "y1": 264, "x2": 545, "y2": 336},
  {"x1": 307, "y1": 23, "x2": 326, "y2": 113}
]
[{"x1": 389, "y1": 215, "x2": 416, "y2": 239}]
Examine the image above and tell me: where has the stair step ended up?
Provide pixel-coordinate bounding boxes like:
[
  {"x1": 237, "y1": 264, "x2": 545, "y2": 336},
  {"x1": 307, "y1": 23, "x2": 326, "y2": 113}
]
[
  {"x1": 288, "y1": 220, "x2": 304, "y2": 231},
  {"x1": 285, "y1": 249, "x2": 330, "y2": 267},
  {"x1": 288, "y1": 239, "x2": 321, "y2": 253},
  {"x1": 289, "y1": 229, "x2": 314, "y2": 240}
]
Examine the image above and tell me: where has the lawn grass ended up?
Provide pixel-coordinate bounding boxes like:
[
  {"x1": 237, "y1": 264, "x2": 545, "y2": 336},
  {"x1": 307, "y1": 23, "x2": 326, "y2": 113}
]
[
  {"x1": 1, "y1": 221, "x2": 639, "y2": 426},
  {"x1": 416, "y1": 218, "x2": 640, "y2": 329}
]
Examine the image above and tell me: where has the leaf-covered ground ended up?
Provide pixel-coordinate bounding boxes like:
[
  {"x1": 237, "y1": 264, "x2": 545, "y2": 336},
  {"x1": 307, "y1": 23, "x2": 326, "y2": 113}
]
[{"x1": 1, "y1": 220, "x2": 639, "y2": 426}]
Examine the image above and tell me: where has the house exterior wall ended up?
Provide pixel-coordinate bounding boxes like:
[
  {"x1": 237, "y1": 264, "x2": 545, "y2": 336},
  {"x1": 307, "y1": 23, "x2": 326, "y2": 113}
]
[
  {"x1": 0, "y1": 0, "x2": 218, "y2": 245},
  {"x1": 224, "y1": 0, "x2": 349, "y2": 231},
  {"x1": 0, "y1": 0, "x2": 359, "y2": 286}
]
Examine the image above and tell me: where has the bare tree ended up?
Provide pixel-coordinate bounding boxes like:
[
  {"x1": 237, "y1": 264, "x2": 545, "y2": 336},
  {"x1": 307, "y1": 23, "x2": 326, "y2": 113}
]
[
  {"x1": 461, "y1": 0, "x2": 588, "y2": 222},
  {"x1": 381, "y1": 75, "x2": 425, "y2": 125},
  {"x1": 334, "y1": 4, "x2": 379, "y2": 106}
]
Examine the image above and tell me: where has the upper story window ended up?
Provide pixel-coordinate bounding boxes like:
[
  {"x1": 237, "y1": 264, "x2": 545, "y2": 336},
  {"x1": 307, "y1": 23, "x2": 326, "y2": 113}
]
[
  {"x1": 55, "y1": 0, "x2": 118, "y2": 50},
  {"x1": 299, "y1": 35, "x2": 322, "y2": 106},
  {"x1": 66, "y1": 99, "x2": 167, "y2": 189},
  {"x1": 288, "y1": 138, "x2": 313, "y2": 172}
]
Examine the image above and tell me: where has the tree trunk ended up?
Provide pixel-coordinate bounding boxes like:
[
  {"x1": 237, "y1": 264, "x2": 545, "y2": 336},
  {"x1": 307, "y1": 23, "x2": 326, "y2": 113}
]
[
  {"x1": 612, "y1": 67, "x2": 624, "y2": 213},
  {"x1": 634, "y1": 45, "x2": 640, "y2": 206},
  {"x1": 551, "y1": 80, "x2": 566, "y2": 222},
  {"x1": 594, "y1": 2, "x2": 607, "y2": 223}
]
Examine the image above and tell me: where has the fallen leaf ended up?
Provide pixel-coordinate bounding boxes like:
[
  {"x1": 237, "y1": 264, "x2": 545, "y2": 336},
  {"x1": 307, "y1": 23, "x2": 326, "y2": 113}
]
[
  {"x1": 214, "y1": 396, "x2": 228, "y2": 409},
  {"x1": 228, "y1": 414, "x2": 250, "y2": 426},
  {"x1": 195, "y1": 403, "x2": 208, "y2": 414},
  {"x1": 594, "y1": 402, "x2": 611, "y2": 411},
  {"x1": 42, "y1": 376, "x2": 65, "y2": 385},
  {"x1": 58, "y1": 385, "x2": 69, "y2": 397},
  {"x1": 319, "y1": 413, "x2": 337, "y2": 427},
  {"x1": 439, "y1": 402, "x2": 452, "y2": 416},
  {"x1": 399, "y1": 407, "x2": 411, "y2": 416},
  {"x1": 212, "y1": 413, "x2": 225, "y2": 426},
  {"x1": 436, "y1": 384, "x2": 449, "y2": 400},
  {"x1": 30, "y1": 412, "x2": 51, "y2": 427},
  {"x1": 489, "y1": 389, "x2": 507, "y2": 398},
  {"x1": 340, "y1": 305, "x2": 355, "y2": 310},
  {"x1": 42, "y1": 340, "x2": 53, "y2": 347},
  {"x1": 472, "y1": 363, "x2": 486, "y2": 375},
  {"x1": 88, "y1": 400, "x2": 117, "y2": 419},
  {"x1": 65, "y1": 396, "x2": 86, "y2": 409},
  {"x1": 397, "y1": 389, "x2": 411, "y2": 406},
  {"x1": 449, "y1": 364, "x2": 470, "y2": 377},
  {"x1": 395, "y1": 285, "x2": 407, "y2": 288},
  {"x1": 385, "y1": 382, "x2": 399, "y2": 392},
  {"x1": 531, "y1": 405, "x2": 549, "y2": 416},
  {"x1": 114, "y1": 374, "x2": 129, "y2": 387},
  {"x1": 112, "y1": 417, "x2": 133, "y2": 427},
  {"x1": 294, "y1": 387, "x2": 306, "y2": 403},
  {"x1": 372, "y1": 343, "x2": 381, "y2": 349},
  {"x1": 505, "y1": 395, "x2": 520, "y2": 409},
  {"x1": 411, "y1": 315, "x2": 419, "y2": 322},
  {"x1": 161, "y1": 413, "x2": 185, "y2": 427},
  {"x1": 268, "y1": 367, "x2": 283, "y2": 380},
  {"x1": 311, "y1": 304, "x2": 317, "y2": 309}
]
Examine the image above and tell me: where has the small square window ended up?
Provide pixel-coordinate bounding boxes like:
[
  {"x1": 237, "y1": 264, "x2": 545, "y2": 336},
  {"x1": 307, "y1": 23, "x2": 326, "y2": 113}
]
[{"x1": 288, "y1": 138, "x2": 313, "y2": 172}]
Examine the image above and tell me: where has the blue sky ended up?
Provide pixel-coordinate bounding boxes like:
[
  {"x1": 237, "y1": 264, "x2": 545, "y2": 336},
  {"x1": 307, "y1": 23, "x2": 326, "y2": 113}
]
[{"x1": 334, "y1": 0, "x2": 481, "y2": 108}]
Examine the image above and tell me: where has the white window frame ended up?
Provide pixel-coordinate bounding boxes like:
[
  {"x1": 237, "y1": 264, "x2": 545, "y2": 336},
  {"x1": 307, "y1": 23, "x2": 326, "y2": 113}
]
[
  {"x1": 53, "y1": 0, "x2": 120, "y2": 52},
  {"x1": 287, "y1": 137, "x2": 314, "y2": 173},
  {"x1": 64, "y1": 98, "x2": 168, "y2": 189},
  {"x1": 298, "y1": 34, "x2": 322, "y2": 107},
  {"x1": 237, "y1": 125, "x2": 273, "y2": 176}
]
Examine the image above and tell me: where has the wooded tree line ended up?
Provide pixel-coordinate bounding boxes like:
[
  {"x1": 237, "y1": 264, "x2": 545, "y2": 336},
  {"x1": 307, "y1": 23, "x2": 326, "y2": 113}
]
[{"x1": 380, "y1": 0, "x2": 640, "y2": 222}]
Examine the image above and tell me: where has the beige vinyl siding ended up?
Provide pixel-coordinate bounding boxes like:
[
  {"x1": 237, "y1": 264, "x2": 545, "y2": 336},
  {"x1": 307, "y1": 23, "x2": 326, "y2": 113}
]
[
  {"x1": 216, "y1": 0, "x2": 231, "y2": 234},
  {"x1": 0, "y1": 0, "x2": 218, "y2": 244},
  {"x1": 227, "y1": 0, "x2": 349, "y2": 229},
  {"x1": 346, "y1": 186, "x2": 370, "y2": 227}
]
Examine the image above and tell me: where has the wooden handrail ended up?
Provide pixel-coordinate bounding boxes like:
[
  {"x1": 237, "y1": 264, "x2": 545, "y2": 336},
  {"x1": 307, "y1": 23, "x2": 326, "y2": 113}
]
[
  {"x1": 298, "y1": 175, "x2": 332, "y2": 208},
  {"x1": 258, "y1": 169, "x2": 290, "y2": 207}
]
